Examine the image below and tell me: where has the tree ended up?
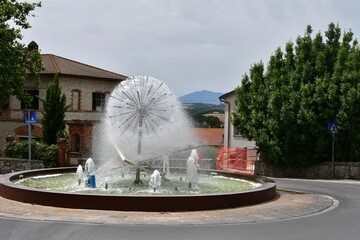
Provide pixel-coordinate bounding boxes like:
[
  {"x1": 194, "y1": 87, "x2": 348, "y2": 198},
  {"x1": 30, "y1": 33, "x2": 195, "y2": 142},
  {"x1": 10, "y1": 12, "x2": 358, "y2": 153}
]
[
  {"x1": 191, "y1": 114, "x2": 223, "y2": 128},
  {"x1": 0, "y1": 0, "x2": 42, "y2": 110},
  {"x1": 233, "y1": 23, "x2": 360, "y2": 166},
  {"x1": 185, "y1": 103, "x2": 224, "y2": 128},
  {"x1": 41, "y1": 74, "x2": 70, "y2": 145}
]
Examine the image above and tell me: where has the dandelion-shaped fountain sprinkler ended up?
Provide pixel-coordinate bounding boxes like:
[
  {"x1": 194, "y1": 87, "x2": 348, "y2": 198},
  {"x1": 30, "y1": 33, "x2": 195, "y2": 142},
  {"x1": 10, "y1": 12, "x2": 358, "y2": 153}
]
[{"x1": 107, "y1": 76, "x2": 176, "y2": 184}]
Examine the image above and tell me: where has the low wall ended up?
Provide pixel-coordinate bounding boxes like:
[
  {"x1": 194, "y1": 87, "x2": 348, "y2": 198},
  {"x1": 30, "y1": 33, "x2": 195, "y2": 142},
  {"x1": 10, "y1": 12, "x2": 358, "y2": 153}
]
[
  {"x1": 255, "y1": 161, "x2": 360, "y2": 179},
  {"x1": 0, "y1": 158, "x2": 44, "y2": 174},
  {"x1": 0, "y1": 167, "x2": 276, "y2": 212}
]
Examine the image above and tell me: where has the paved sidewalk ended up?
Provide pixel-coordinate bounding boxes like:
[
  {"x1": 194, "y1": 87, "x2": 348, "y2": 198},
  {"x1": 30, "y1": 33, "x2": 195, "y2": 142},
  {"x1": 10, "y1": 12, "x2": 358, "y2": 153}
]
[{"x1": 0, "y1": 190, "x2": 336, "y2": 226}]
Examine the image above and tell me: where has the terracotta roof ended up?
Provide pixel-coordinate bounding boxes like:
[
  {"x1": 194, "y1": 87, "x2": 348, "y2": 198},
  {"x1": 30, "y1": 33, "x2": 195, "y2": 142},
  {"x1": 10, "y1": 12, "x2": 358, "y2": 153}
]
[
  {"x1": 41, "y1": 54, "x2": 127, "y2": 81},
  {"x1": 194, "y1": 128, "x2": 224, "y2": 146}
]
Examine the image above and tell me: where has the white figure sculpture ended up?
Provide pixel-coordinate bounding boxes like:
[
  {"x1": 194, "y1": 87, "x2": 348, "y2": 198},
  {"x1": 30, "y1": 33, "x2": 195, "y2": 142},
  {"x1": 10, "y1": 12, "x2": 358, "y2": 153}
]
[
  {"x1": 149, "y1": 169, "x2": 161, "y2": 192},
  {"x1": 186, "y1": 149, "x2": 199, "y2": 188}
]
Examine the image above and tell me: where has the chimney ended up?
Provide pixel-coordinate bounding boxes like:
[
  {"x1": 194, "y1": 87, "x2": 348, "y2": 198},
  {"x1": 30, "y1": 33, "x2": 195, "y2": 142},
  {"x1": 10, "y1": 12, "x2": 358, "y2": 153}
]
[{"x1": 28, "y1": 41, "x2": 39, "y2": 51}]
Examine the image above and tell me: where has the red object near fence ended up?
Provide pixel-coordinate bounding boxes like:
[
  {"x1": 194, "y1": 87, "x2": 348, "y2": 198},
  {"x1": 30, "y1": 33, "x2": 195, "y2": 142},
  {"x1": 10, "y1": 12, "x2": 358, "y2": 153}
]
[{"x1": 216, "y1": 147, "x2": 258, "y2": 175}]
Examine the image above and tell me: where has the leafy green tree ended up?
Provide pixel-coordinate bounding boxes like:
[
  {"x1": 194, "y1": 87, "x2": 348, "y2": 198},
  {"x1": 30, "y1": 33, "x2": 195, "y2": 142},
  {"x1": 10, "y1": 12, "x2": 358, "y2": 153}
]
[
  {"x1": 41, "y1": 74, "x2": 70, "y2": 145},
  {"x1": 205, "y1": 116, "x2": 223, "y2": 128},
  {"x1": 190, "y1": 114, "x2": 222, "y2": 128},
  {"x1": 233, "y1": 23, "x2": 360, "y2": 166},
  {"x1": 185, "y1": 103, "x2": 224, "y2": 128},
  {"x1": 0, "y1": 0, "x2": 43, "y2": 110}
]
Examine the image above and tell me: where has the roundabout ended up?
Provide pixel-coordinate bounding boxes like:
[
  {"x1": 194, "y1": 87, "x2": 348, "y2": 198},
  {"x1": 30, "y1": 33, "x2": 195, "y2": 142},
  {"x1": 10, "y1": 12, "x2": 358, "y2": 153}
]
[
  {"x1": 0, "y1": 188, "x2": 335, "y2": 226},
  {"x1": 0, "y1": 167, "x2": 276, "y2": 212},
  {"x1": 0, "y1": 177, "x2": 356, "y2": 240},
  {"x1": 0, "y1": 168, "x2": 336, "y2": 226}
]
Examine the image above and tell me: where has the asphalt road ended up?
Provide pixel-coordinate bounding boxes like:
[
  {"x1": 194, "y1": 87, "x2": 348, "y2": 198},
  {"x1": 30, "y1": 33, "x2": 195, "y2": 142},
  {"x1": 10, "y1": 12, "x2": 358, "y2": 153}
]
[{"x1": 0, "y1": 178, "x2": 359, "y2": 240}]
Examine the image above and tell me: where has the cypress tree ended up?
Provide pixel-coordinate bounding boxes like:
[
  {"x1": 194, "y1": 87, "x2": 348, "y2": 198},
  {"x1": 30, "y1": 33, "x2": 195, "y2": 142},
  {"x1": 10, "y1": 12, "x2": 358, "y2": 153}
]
[{"x1": 41, "y1": 74, "x2": 69, "y2": 145}]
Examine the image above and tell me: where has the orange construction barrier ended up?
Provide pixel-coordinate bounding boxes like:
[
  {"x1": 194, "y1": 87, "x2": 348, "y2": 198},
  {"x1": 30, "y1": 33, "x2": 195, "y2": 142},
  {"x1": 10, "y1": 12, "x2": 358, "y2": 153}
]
[{"x1": 216, "y1": 147, "x2": 258, "y2": 175}]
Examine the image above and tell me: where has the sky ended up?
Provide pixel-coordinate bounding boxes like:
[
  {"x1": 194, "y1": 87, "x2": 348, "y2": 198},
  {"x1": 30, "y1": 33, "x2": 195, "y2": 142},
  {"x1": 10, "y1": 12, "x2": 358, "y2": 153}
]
[{"x1": 21, "y1": 0, "x2": 360, "y2": 97}]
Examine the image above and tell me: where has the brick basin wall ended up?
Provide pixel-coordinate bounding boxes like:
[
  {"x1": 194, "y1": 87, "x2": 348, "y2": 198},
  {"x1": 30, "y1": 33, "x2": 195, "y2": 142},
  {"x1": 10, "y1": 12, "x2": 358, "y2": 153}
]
[
  {"x1": 0, "y1": 158, "x2": 44, "y2": 174},
  {"x1": 255, "y1": 161, "x2": 360, "y2": 179}
]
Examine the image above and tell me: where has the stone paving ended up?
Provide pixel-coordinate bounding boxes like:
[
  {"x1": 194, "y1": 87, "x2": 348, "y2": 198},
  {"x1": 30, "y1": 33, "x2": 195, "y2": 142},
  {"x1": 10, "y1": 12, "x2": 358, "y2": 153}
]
[{"x1": 0, "y1": 190, "x2": 336, "y2": 226}]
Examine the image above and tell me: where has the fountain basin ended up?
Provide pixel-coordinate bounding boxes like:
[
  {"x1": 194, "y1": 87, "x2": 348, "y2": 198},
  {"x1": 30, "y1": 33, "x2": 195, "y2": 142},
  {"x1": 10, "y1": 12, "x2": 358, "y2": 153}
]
[{"x1": 0, "y1": 167, "x2": 276, "y2": 212}]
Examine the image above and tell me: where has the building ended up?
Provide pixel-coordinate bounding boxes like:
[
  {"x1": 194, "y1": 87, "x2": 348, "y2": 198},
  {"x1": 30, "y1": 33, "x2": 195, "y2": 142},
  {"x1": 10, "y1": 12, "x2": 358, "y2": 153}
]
[
  {"x1": 0, "y1": 42, "x2": 127, "y2": 163},
  {"x1": 219, "y1": 90, "x2": 256, "y2": 148},
  {"x1": 193, "y1": 128, "x2": 224, "y2": 146}
]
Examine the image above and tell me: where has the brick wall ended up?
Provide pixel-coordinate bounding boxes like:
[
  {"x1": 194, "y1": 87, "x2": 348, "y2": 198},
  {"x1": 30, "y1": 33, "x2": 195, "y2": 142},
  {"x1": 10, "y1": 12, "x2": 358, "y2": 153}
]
[{"x1": 255, "y1": 161, "x2": 360, "y2": 179}]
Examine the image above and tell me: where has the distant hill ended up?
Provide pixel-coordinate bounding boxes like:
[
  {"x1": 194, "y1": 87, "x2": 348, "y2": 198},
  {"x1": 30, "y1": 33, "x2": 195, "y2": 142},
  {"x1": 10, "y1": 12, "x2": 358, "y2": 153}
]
[{"x1": 179, "y1": 90, "x2": 224, "y2": 104}]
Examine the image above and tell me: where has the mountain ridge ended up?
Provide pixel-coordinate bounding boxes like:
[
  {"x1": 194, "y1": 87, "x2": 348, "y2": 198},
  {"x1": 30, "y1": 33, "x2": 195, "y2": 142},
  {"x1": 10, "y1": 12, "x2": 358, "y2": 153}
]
[{"x1": 179, "y1": 90, "x2": 224, "y2": 104}]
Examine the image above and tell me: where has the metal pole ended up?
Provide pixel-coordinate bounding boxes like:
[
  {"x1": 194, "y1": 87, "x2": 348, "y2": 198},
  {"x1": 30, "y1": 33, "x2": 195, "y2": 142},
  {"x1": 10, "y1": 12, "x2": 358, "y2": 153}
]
[
  {"x1": 137, "y1": 116, "x2": 143, "y2": 157},
  {"x1": 134, "y1": 115, "x2": 144, "y2": 184},
  {"x1": 332, "y1": 134, "x2": 335, "y2": 179},
  {"x1": 28, "y1": 110, "x2": 32, "y2": 169}
]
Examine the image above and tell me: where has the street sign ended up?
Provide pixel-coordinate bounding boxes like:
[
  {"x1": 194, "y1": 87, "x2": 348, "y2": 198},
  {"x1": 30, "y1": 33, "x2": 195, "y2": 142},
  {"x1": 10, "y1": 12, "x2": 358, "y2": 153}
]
[
  {"x1": 328, "y1": 122, "x2": 339, "y2": 178},
  {"x1": 24, "y1": 111, "x2": 37, "y2": 125},
  {"x1": 328, "y1": 122, "x2": 339, "y2": 135},
  {"x1": 23, "y1": 110, "x2": 37, "y2": 170}
]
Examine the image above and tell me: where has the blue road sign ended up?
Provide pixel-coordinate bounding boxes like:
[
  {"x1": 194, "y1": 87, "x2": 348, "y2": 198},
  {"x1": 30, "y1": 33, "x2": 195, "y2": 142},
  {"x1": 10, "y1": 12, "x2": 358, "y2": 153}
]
[
  {"x1": 24, "y1": 111, "x2": 37, "y2": 125},
  {"x1": 328, "y1": 122, "x2": 339, "y2": 135}
]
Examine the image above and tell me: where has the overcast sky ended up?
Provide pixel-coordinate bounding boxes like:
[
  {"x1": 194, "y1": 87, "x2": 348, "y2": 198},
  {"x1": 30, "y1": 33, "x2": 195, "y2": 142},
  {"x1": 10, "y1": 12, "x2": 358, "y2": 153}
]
[{"x1": 21, "y1": 0, "x2": 360, "y2": 97}]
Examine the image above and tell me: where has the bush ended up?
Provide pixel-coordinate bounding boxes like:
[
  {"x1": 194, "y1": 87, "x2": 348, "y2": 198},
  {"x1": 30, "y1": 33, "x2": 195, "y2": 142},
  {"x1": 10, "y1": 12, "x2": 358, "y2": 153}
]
[
  {"x1": 32, "y1": 141, "x2": 58, "y2": 167},
  {"x1": 3, "y1": 140, "x2": 28, "y2": 159},
  {"x1": 3, "y1": 140, "x2": 58, "y2": 167}
]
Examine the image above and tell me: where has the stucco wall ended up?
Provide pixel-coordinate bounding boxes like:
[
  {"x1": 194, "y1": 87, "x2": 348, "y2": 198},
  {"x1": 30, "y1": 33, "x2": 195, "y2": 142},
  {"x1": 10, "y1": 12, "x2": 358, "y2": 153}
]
[
  {"x1": 222, "y1": 92, "x2": 256, "y2": 148},
  {"x1": 0, "y1": 75, "x2": 120, "y2": 153},
  {"x1": 60, "y1": 76, "x2": 118, "y2": 121}
]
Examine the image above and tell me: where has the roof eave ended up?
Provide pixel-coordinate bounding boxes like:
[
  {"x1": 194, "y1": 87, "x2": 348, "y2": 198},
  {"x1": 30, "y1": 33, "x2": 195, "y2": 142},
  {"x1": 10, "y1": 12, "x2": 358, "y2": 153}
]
[
  {"x1": 219, "y1": 90, "x2": 235, "y2": 100},
  {"x1": 40, "y1": 72, "x2": 128, "y2": 81}
]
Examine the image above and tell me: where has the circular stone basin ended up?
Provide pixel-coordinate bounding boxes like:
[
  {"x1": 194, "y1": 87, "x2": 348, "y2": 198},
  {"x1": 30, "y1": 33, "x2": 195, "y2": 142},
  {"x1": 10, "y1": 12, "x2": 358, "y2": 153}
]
[{"x1": 0, "y1": 167, "x2": 276, "y2": 212}]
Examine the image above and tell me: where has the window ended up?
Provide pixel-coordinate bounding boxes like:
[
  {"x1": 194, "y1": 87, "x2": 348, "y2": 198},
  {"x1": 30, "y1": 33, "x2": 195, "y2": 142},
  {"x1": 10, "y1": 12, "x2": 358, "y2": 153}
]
[
  {"x1": 21, "y1": 90, "x2": 39, "y2": 109},
  {"x1": 72, "y1": 90, "x2": 81, "y2": 110},
  {"x1": 92, "y1": 92, "x2": 109, "y2": 111}
]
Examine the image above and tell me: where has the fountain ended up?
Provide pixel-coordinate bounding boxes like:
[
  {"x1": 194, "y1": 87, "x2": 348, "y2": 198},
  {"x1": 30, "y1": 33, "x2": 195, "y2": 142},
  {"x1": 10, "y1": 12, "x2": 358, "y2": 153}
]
[
  {"x1": 104, "y1": 75, "x2": 194, "y2": 184},
  {"x1": 0, "y1": 76, "x2": 276, "y2": 212},
  {"x1": 186, "y1": 149, "x2": 200, "y2": 189},
  {"x1": 84, "y1": 158, "x2": 95, "y2": 174},
  {"x1": 76, "y1": 165, "x2": 83, "y2": 185},
  {"x1": 84, "y1": 158, "x2": 96, "y2": 188},
  {"x1": 149, "y1": 170, "x2": 161, "y2": 192},
  {"x1": 162, "y1": 155, "x2": 170, "y2": 177}
]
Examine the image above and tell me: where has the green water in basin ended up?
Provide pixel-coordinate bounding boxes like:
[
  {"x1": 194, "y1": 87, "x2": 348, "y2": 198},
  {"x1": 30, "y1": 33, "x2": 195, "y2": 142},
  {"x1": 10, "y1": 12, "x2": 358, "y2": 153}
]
[{"x1": 15, "y1": 171, "x2": 261, "y2": 196}]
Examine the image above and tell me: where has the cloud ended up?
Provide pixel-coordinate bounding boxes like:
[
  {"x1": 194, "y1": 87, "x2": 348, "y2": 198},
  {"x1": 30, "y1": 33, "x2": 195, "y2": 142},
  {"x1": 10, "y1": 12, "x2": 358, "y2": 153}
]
[{"x1": 22, "y1": 0, "x2": 360, "y2": 97}]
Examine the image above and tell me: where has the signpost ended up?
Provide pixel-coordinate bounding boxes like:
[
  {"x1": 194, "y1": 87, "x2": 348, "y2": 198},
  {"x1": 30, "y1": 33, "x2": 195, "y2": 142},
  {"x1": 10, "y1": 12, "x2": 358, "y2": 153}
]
[
  {"x1": 328, "y1": 122, "x2": 339, "y2": 179},
  {"x1": 24, "y1": 110, "x2": 37, "y2": 169}
]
